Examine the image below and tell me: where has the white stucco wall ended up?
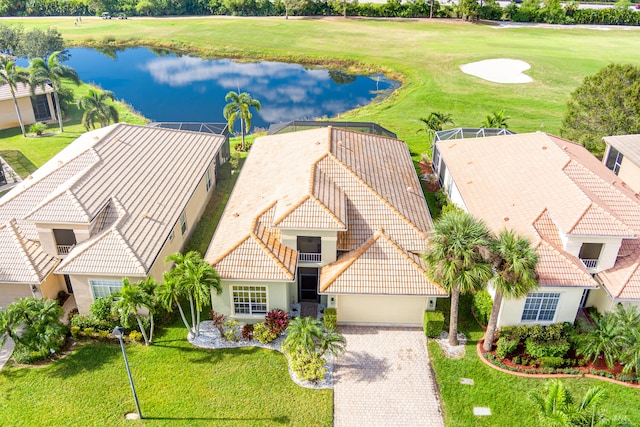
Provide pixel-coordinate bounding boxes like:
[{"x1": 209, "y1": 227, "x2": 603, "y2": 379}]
[
  {"x1": 559, "y1": 233, "x2": 623, "y2": 272},
  {"x1": 280, "y1": 229, "x2": 338, "y2": 266},
  {"x1": 497, "y1": 286, "x2": 586, "y2": 327}
]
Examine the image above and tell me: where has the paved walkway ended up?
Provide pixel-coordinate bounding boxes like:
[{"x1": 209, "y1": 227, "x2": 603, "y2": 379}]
[
  {"x1": 334, "y1": 326, "x2": 444, "y2": 427},
  {"x1": 0, "y1": 337, "x2": 15, "y2": 370}
]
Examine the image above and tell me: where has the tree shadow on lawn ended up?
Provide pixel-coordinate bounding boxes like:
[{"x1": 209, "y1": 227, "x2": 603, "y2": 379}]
[{"x1": 47, "y1": 342, "x2": 120, "y2": 379}]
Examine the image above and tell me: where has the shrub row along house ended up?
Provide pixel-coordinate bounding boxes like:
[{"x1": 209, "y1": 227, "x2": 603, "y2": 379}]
[
  {"x1": 205, "y1": 127, "x2": 447, "y2": 325},
  {"x1": 0, "y1": 123, "x2": 228, "y2": 312},
  {"x1": 433, "y1": 131, "x2": 640, "y2": 327}
]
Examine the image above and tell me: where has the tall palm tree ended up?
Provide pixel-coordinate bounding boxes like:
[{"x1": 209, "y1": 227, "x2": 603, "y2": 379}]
[
  {"x1": 137, "y1": 277, "x2": 158, "y2": 343},
  {"x1": 0, "y1": 55, "x2": 30, "y2": 137},
  {"x1": 162, "y1": 251, "x2": 222, "y2": 338},
  {"x1": 157, "y1": 271, "x2": 191, "y2": 336},
  {"x1": 481, "y1": 110, "x2": 510, "y2": 129},
  {"x1": 283, "y1": 316, "x2": 324, "y2": 355},
  {"x1": 29, "y1": 50, "x2": 80, "y2": 132},
  {"x1": 113, "y1": 278, "x2": 151, "y2": 346},
  {"x1": 223, "y1": 90, "x2": 261, "y2": 152},
  {"x1": 77, "y1": 88, "x2": 119, "y2": 130},
  {"x1": 483, "y1": 230, "x2": 539, "y2": 352},
  {"x1": 423, "y1": 209, "x2": 493, "y2": 346},
  {"x1": 418, "y1": 111, "x2": 454, "y2": 141}
]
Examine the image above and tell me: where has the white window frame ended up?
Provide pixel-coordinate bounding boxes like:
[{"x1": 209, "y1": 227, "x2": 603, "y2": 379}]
[
  {"x1": 205, "y1": 168, "x2": 212, "y2": 191},
  {"x1": 90, "y1": 279, "x2": 123, "y2": 299},
  {"x1": 232, "y1": 285, "x2": 268, "y2": 315},
  {"x1": 521, "y1": 292, "x2": 560, "y2": 322},
  {"x1": 180, "y1": 212, "x2": 187, "y2": 235}
]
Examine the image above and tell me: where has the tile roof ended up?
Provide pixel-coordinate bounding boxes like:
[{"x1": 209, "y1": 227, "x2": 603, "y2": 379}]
[
  {"x1": 436, "y1": 131, "x2": 640, "y2": 296},
  {"x1": 0, "y1": 219, "x2": 58, "y2": 284},
  {"x1": 603, "y1": 134, "x2": 640, "y2": 169},
  {"x1": 0, "y1": 82, "x2": 53, "y2": 102},
  {"x1": 598, "y1": 251, "x2": 640, "y2": 300},
  {"x1": 0, "y1": 123, "x2": 226, "y2": 277},
  {"x1": 206, "y1": 127, "x2": 440, "y2": 296},
  {"x1": 320, "y1": 229, "x2": 446, "y2": 296}
]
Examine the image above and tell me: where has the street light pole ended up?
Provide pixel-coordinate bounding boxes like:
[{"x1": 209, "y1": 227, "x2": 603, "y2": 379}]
[{"x1": 113, "y1": 326, "x2": 142, "y2": 420}]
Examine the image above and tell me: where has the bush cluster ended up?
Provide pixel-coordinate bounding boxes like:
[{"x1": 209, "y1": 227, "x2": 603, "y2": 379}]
[
  {"x1": 496, "y1": 322, "x2": 574, "y2": 361},
  {"x1": 472, "y1": 290, "x2": 493, "y2": 326},
  {"x1": 423, "y1": 310, "x2": 444, "y2": 338},
  {"x1": 323, "y1": 308, "x2": 337, "y2": 330},
  {"x1": 288, "y1": 348, "x2": 327, "y2": 382},
  {"x1": 253, "y1": 321, "x2": 278, "y2": 344}
]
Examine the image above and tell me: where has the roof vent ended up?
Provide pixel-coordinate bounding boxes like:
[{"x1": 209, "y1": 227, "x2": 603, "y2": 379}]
[
  {"x1": 406, "y1": 186, "x2": 413, "y2": 193},
  {"x1": 58, "y1": 160, "x2": 64, "y2": 166},
  {"x1": 141, "y1": 213, "x2": 148, "y2": 219},
  {"x1": 563, "y1": 146, "x2": 568, "y2": 151},
  {"x1": 542, "y1": 146, "x2": 547, "y2": 150},
  {"x1": 467, "y1": 161, "x2": 473, "y2": 165},
  {"x1": 467, "y1": 181, "x2": 473, "y2": 185},
  {"x1": 611, "y1": 180, "x2": 617, "y2": 186},
  {"x1": 503, "y1": 216, "x2": 510, "y2": 222},
  {"x1": 233, "y1": 212, "x2": 240, "y2": 218},
  {"x1": 27, "y1": 175, "x2": 33, "y2": 180}
]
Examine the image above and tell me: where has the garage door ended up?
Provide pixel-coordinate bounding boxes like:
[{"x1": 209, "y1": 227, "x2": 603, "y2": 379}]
[
  {"x1": 337, "y1": 295, "x2": 428, "y2": 326},
  {"x1": 0, "y1": 284, "x2": 32, "y2": 309}
]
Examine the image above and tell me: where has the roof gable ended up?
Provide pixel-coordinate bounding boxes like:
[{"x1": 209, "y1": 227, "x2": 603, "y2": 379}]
[{"x1": 0, "y1": 219, "x2": 57, "y2": 284}]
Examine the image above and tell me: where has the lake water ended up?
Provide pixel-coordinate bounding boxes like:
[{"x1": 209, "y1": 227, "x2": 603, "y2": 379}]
[{"x1": 58, "y1": 47, "x2": 399, "y2": 130}]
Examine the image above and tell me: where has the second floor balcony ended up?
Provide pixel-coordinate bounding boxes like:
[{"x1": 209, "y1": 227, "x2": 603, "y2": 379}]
[
  {"x1": 57, "y1": 244, "x2": 75, "y2": 256},
  {"x1": 298, "y1": 252, "x2": 321, "y2": 263}
]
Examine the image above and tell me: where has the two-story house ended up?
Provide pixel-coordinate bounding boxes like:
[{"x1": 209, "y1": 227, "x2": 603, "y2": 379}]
[
  {"x1": 0, "y1": 123, "x2": 228, "y2": 312},
  {"x1": 205, "y1": 127, "x2": 446, "y2": 326},
  {"x1": 433, "y1": 131, "x2": 640, "y2": 327}
]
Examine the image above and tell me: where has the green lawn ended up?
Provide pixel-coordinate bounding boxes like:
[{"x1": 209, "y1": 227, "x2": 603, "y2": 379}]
[
  {"x1": 429, "y1": 294, "x2": 640, "y2": 426},
  {"x1": 7, "y1": 17, "x2": 640, "y2": 162},
  {"x1": 0, "y1": 318, "x2": 332, "y2": 427}
]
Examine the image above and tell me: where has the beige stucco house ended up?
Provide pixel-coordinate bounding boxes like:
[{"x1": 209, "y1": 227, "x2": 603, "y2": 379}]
[
  {"x1": 0, "y1": 82, "x2": 56, "y2": 130},
  {"x1": 205, "y1": 127, "x2": 446, "y2": 326},
  {"x1": 433, "y1": 131, "x2": 640, "y2": 328},
  {"x1": 603, "y1": 134, "x2": 640, "y2": 193},
  {"x1": 0, "y1": 123, "x2": 228, "y2": 312}
]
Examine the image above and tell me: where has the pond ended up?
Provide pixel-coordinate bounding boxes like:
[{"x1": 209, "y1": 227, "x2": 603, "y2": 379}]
[{"x1": 59, "y1": 47, "x2": 399, "y2": 130}]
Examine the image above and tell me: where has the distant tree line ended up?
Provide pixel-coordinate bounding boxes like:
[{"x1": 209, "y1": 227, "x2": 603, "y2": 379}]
[
  {"x1": 0, "y1": 24, "x2": 64, "y2": 59},
  {"x1": 1, "y1": 0, "x2": 639, "y2": 26}
]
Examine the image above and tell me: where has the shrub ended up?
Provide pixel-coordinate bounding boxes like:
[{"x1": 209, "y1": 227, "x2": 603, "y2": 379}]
[
  {"x1": 71, "y1": 313, "x2": 114, "y2": 331},
  {"x1": 253, "y1": 322, "x2": 277, "y2": 344},
  {"x1": 423, "y1": 310, "x2": 444, "y2": 338},
  {"x1": 90, "y1": 297, "x2": 115, "y2": 322},
  {"x1": 242, "y1": 323, "x2": 254, "y2": 340},
  {"x1": 28, "y1": 122, "x2": 46, "y2": 136},
  {"x1": 67, "y1": 308, "x2": 79, "y2": 325},
  {"x1": 496, "y1": 336, "x2": 519, "y2": 359},
  {"x1": 539, "y1": 356, "x2": 564, "y2": 368},
  {"x1": 223, "y1": 319, "x2": 240, "y2": 342},
  {"x1": 209, "y1": 310, "x2": 226, "y2": 335},
  {"x1": 472, "y1": 290, "x2": 493, "y2": 326},
  {"x1": 129, "y1": 330, "x2": 143, "y2": 342},
  {"x1": 83, "y1": 327, "x2": 95, "y2": 336},
  {"x1": 512, "y1": 356, "x2": 521, "y2": 365},
  {"x1": 70, "y1": 326, "x2": 81, "y2": 338},
  {"x1": 323, "y1": 308, "x2": 337, "y2": 330},
  {"x1": 525, "y1": 338, "x2": 570, "y2": 359},
  {"x1": 97, "y1": 330, "x2": 110, "y2": 340},
  {"x1": 265, "y1": 309, "x2": 289, "y2": 335},
  {"x1": 288, "y1": 348, "x2": 327, "y2": 383}
]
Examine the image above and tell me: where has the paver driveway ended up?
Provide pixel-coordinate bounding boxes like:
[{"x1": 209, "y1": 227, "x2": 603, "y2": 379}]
[{"x1": 333, "y1": 326, "x2": 444, "y2": 427}]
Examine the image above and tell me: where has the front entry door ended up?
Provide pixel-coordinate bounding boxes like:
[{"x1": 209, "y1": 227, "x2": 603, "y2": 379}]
[{"x1": 299, "y1": 267, "x2": 319, "y2": 302}]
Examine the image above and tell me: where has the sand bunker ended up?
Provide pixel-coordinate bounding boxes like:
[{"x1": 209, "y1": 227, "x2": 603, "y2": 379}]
[{"x1": 460, "y1": 59, "x2": 532, "y2": 84}]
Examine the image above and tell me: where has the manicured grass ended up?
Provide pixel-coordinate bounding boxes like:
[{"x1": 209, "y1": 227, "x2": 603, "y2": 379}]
[
  {"x1": 0, "y1": 80, "x2": 145, "y2": 175},
  {"x1": 7, "y1": 17, "x2": 640, "y2": 162},
  {"x1": 0, "y1": 318, "x2": 332, "y2": 426},
  {"x1": 429, "y1": 294, "x2": 640, "y2": 426}
]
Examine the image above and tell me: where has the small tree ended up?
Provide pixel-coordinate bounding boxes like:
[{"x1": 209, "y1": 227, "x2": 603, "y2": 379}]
[
  {"x1": 223, "y1": 90, "x2": 261, "y2": 152},
  {"x1": 481, "y1": 110, "x2": 510, "y2": 129},
  {"x1": 283, "y1": 316, "x2": 323, "y2": 355},
  {"x1": 576, "y1": 314, "x2": 623, "y2": 369},
  {"x1": 77, "y1": 88, "x2": 119, "y2": 130},
  {"x1": 113, "y1": 278, "x2": 152, "y2": 346},
  {"x1": 418, "y1": 111, "x2": 454, "y2": 141}
]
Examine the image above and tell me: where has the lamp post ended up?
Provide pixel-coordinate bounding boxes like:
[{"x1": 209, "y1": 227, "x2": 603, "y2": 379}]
[{"x1": 113, "y1": 326, "x2": 142, "y2": 420}]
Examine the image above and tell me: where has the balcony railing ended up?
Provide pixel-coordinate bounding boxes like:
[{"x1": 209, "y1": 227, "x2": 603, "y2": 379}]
[
  {"x1": 57, "y1": 245, "x2": 75, "y2": 256},
  {"x1": 580, "y1": 258, "x2": 599, "y2": 269},
  {"x1": 298, "y1": 252, "x2": 321, "y2": 263}
]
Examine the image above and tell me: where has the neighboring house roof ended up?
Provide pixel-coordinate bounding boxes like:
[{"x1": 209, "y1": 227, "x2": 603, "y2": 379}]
[
  {"x1": 0, "y1": 123, "x2": 226, "y2": 277},
  {"x1": 0, "y1": 219, "x2": 57, "y2": 284},
  {"x1": 0, "y1": 82, "x2": 53, "y2": 102},
  {"x1": 603, "y1": 134, "x2": 640, "y2": 167},
  {"x1": 435, "y1": 131, "x2": 640, "y2": 295},
  {"x1": 207, "y1": 127, "x2": 444, "y2": 296}
]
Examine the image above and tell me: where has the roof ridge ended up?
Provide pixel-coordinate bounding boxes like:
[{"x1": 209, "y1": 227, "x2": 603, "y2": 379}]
[
  {"x1": 320, "y1": 231, "x2": 382, "y2": 292},
  {"x1": 249, "y1": 232, "x2": 295, "y2": 280},
  {"x1": 377, "y1": 230, "x2": 426, "y2": 274},
  {"x1": 309, "y1": 194, "x2": 346, "y2": 228},
  {"x1": 537, "y1": 240, "x2": 596, "y2": 285},
  {"x1": 566, "y1": 202, "x2": 592, "y2": 234},
  {"x1": 272, "y1": 195, "x2": 310, "y2": 227},
  {"x1": 326, "y1": 152, "x2": 426, "y2": 237},
  {"x1": 609, "y1": 256, "x2": 640, "y2": 299},
  {"x1": 252, "y1": 201, "x2": 278, "y2": 232},
  {"x1": 112, "y1": 229, "x2": 147, "y2": 275},
  {"x1": 7, "y1": 218, "x2": 41, "y2": 283}
]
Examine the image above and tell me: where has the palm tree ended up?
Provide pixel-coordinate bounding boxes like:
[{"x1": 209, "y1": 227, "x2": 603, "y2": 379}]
[
  {"x1": 418, "y1": 111, "x2": 454, "y2": 141},
  {"x1": 223, "y1": 90, "x2": 261, "y2": 151},
  {"x1": 317, "y1": 327, "x2": 347, "y2": 357},
  {"x1": 576, "y1": 314, "x2": 623, "y2": 369},
  {"x1": 283, "y1": 316, "x2": 324, "y2": 355},
  {"x1": 0, "y1": 55, "x2": 30, "y2": 137},
  {"x1": 162, "y1": 251, "x2": 222, "y2": 338},
  {"x1": 77, "y1": 88, "x2": 119, "y2": 130},
  {"x1": 481, "y1": 110, "x2": 510, "y2": 129},
  {"x1": 157, "y1": 271, "x2": 191, "y2": 336},
  {"x1": 530, "y1": 380, "x2": 630, "y2": 427},
  {"x1": 29, "y1": 50, "x2": 80, "y2": 132},
  {"x1": 137, "y1": 276, "x2": 158, "y2": 343},
  {"x1": 422, "y1": 209, "x2": 493, "y2": 346},
  {"x1": 113, "y1": 278, "x2": 151, "y2": 346},
  {"x1": 483, "y1": 230, "x2": 539, "y2": 352}
]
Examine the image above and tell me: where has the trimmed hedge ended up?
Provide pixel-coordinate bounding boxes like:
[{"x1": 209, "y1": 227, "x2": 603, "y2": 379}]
[
  {"x1": 525, "y1": 338, "x2": 570, "y2": 359},
  {"x1": 324, "y1": 308, "x2": 337, "y2": 330},
  {"x1": 496, "y1": 336, "x2": 519, "y2": 359},
  {"x1": 424, "y1": 310, "x2": 444, "y2": 338}
]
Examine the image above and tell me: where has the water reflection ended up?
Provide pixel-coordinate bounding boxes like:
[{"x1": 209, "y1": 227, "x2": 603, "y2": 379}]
[{"x1": 61, "y1": 47, "x2": 399, "y2": 129}]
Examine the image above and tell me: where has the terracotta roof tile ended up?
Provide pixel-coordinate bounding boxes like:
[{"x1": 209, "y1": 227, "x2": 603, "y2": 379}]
[{"x1": 535, "y1": 241, "x2": 598, "y2": 288}]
